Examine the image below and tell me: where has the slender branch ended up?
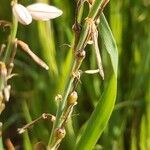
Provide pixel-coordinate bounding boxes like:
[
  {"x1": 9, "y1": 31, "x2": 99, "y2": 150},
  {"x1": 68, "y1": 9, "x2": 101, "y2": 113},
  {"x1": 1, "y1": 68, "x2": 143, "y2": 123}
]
[
  {"x1": 48, "y1": 0, "x2": 109, "y2": 149},
  {"x1": 3, "y1": 14, "x2": 18, "y2": 63},
  {"x1": 18, "y1": 113, "x2": 55, "y2": 134}
]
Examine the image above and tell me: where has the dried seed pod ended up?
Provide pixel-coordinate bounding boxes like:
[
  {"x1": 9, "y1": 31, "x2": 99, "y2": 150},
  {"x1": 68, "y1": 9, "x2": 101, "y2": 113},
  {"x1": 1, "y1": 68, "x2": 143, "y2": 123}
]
[
  {"x1": 27, "y1": 3, "x2": 63, "y2": 21},
  {"x1": 12, "y1": 3, "x2": 32, "y2": 25},
  {"x1": 42, "y1": 113, "x2": 56, "y2": 122},
  {"x1": 55, "y1": 128, "x2": 66, "y2": 140},
  {"x1": 76, "y1": 50, "x2": 86, "y2": 62},
  {"x1": 67, "y1": 91, "x2": 78, "y2": 105},
  {"x1": 50, "y1": 115, "x2": 56, "y2": 122}
]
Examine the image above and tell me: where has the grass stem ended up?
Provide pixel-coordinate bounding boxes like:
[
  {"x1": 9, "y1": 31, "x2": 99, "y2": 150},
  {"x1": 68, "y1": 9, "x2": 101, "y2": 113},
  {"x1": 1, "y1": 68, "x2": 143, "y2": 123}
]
[{"x1": 3, "y1": 15, "x2": 18, "y2": 63}]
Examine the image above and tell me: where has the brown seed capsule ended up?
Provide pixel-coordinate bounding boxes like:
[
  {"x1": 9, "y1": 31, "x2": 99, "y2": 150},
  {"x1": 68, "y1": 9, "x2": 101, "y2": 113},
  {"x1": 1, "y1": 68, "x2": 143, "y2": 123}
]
[
  {"x1": 76, "y1": 50, "x2": 86, "y2": 60},
  {"x1": 55, "y1": 128, "x2": 66, "y2": 139},
  {"x1": 67, "y1": 91, "x2": 78, "y2": 106}
]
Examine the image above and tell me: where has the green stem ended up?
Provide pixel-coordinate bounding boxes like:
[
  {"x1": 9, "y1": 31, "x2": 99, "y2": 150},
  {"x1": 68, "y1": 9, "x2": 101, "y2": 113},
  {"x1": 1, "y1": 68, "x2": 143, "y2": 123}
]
[
  {"x1": 0, "y1": 123, "x2": 4, "y2": 150},
  {"x1": 3, "y1": 15, "x2": 18, "y2": 63},
  {"x1": 76, "y1": 0, "x2": 104, "y2": 51},
  {"x1": 0, "y1": 6, "x2": 18, "y2": 149},
  {"x1": 0, "y1": 137, "x2": 4, "y2": 150},
  {"x1": 48, "y1": 61, "x2": 75, "y2": 148},
  {"x1": 88, "y1": 0, "x2": 103, "y2": 19},
  {"x1": 47, "y1": 0, "x2": 106, "y2": 148}
]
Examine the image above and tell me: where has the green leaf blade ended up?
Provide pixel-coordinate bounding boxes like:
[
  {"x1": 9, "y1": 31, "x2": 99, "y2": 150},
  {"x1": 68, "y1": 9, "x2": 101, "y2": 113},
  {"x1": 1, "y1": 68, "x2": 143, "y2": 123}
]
[
  {"x1": 75, "y1": 13, "x2": 118, "y2": 149},
  {"x1": 100, "y1": 13, "x2": 118, "y2": 77},
  {"x1": 75, "y1": 75, "x2": 117, "y2": 150}
]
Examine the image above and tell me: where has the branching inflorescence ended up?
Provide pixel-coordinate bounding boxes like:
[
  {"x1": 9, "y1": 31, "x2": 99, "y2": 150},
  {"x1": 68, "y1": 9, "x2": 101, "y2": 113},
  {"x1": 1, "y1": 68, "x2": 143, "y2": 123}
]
[{"x1": 0, "y1": 0, "x2": 110, "y2": 149}]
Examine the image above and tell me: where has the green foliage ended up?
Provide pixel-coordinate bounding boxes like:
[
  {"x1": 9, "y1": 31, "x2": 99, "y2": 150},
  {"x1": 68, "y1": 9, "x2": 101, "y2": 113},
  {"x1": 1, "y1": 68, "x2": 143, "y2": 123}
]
[{"x1": 0, "y1": 0, "x2": 149, "y2": 149}]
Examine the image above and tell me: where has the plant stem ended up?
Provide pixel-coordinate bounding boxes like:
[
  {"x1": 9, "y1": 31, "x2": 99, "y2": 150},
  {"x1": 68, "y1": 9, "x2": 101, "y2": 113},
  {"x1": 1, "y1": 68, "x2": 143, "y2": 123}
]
[
  {"x1": 0, "y1": 123, "x2": 4, "y2": 150},
  {"x1": 88, "y1": 0, "x2": 103, "y2": 19},
  {"x1": 0, "y1": 5, "x2": 18, "y2": 149},
  {"x1": 3, "y1": 15, "x2": 18, "y2": 63},
  {"x1": 75, "y1": 0, "x2": 104, "y2": 51},
  {"x1": 47, "y1": 0, "x2": 107, "y2": 148},
  {"x1": 48, "y1": 60, "x2": 75, "y2": 148}
]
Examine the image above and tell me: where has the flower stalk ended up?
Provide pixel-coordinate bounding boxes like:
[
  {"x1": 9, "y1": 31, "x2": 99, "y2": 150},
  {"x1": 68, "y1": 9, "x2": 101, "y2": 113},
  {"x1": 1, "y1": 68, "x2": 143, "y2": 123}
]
[
  {"x1": 3, "y1": 14, "x2": 18, "y2": 63},
  {"x1": 47, "y1": 0, "x2": 110, "y2": 149}
]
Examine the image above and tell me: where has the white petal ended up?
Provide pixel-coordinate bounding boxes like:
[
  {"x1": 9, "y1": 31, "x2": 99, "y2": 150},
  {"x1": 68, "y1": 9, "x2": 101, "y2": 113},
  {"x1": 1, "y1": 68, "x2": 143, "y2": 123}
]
[
  {"x1": 27, "y1": 3, "x2": 63, "y2": 21},
  {"x1": 12, "y1": 4, "x2": 32, "y2": 25}
]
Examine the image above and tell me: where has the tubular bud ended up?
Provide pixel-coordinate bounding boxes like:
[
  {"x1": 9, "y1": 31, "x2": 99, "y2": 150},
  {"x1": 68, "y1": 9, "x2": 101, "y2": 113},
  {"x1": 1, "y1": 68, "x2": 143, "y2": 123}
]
[
  {"x1": 27, "y1": 3, "x2": 63, "y2": 21},
  {"x1": 12, "y1": 3, "x2": 32, "y2": 25}
]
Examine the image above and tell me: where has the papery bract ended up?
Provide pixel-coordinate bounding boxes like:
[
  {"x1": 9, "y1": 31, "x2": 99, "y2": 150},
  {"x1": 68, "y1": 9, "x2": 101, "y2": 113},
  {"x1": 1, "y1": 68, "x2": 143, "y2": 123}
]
[
  {"x1": 12, "y1": 4, "x2": 32, "y2": 25},
  {"x1": 27, "y1": 3, "x2": 63, "y2": 21}
]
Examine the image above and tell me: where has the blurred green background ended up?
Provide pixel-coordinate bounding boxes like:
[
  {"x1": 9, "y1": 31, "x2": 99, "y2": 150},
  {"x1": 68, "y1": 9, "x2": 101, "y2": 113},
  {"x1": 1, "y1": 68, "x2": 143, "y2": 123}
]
[{"x1": 0, "y1": 0, "x2": 150, "y2": 149}]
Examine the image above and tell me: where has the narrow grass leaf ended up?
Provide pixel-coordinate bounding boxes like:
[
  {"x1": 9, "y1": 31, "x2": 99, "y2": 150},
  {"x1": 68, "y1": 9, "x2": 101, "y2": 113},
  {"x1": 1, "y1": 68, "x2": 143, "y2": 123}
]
[
  {"x1": 75, "y1": 12, "x2": 118, "y2": 149},
  {"x1": 99, "y1": 13, "x2": 118, "y2": 77},
  {"x1": 75, "y1": 75, "x2": 117, "y2": 150}
]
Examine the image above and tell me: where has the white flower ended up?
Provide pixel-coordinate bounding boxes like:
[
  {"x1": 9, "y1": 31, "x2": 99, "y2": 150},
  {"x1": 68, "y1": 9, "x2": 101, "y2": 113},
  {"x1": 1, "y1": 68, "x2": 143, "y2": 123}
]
[
  {"x1": 12, "y1": 4, "x2": 32, "y2": 25},
  {"x1": 27, "y1": 3, "x2": 63, "y2": 21}
]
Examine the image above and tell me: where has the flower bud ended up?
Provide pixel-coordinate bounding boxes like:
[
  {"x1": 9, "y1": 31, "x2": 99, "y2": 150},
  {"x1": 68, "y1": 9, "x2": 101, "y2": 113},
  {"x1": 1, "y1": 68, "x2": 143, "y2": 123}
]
[
  {"x1": 27, "y1": 3, "x2": 63, "y2": 21},
  {"x1": 55, "y1": 128, "x2": 66, "y2": 139},
  {"x1": 12, "y1": 4, "x2": 32, "y2": 25},
  {"x1": 67, "y1": 91, "x2": 78, "y2": 105}
]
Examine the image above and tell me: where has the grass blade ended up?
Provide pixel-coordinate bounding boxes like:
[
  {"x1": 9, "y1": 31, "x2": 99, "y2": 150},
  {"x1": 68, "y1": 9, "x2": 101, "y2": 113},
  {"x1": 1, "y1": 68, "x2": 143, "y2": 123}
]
[
  {"x1": 75, "y1": 13, "x2": 118, "y2": 149},
  {"x1": 75, "y1": 75, "x2": 117, "y2": 150},
  {"x1": 99, "y1": 13, "x2": 118, "y2": 77}
]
